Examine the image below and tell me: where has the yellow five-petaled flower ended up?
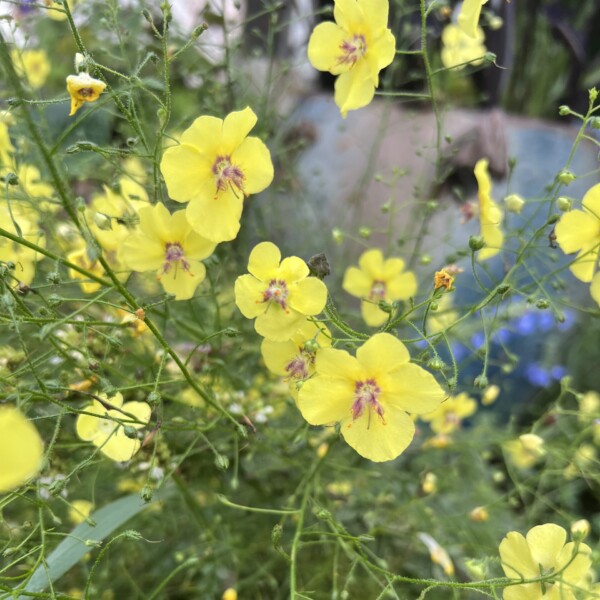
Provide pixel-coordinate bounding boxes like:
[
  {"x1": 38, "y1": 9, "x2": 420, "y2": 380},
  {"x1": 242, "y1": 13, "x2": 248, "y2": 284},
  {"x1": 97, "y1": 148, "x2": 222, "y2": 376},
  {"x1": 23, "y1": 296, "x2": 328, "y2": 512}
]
[
  {"x1": 122, "y1": 202, "x2": 216, "y2": 301},
  {"x1": 307, "y1": 0, "x2": 396, "y2": 118},
  {"x1": 160, "y1": 107, "x2": 274, "y2": 243},
  {"x1": 297, "y1": 333, "x2": 445, "y2": 462},
  {"x1": 234, "y1": 241, "x2": 328, "y2": 341}
]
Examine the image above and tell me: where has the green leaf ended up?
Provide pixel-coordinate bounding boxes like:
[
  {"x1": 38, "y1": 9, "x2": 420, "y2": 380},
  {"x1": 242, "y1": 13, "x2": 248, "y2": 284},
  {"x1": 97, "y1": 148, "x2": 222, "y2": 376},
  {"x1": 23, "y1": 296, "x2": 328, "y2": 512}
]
[{"x1": 18, "y1": 492, "x2": 163, "y2": 597}]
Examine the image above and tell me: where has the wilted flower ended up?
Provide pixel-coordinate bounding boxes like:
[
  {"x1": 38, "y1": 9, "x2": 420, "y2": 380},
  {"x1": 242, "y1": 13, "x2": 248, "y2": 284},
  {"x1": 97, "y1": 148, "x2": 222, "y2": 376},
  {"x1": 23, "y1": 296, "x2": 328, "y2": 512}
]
[
  {"x1": 418, "y1": 532, "x2": 455, "y2": 576},
  {"x1": 66, "y1": 72, "x2": 107, "y2": 116},
  {"x1": 307, "y1": 0, "x2": 396, "y2": 117}
]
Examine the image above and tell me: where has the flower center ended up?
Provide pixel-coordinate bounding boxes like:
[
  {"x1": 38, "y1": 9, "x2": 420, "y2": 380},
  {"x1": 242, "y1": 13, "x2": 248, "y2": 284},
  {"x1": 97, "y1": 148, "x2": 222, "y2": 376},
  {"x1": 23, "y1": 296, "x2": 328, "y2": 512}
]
[
  {"x1": 97, "y1": 416, "x2": 117, "y2": 436},
  {"x1": 77, "y1": 87, "x2": 95, "y2": 99},
  {"x1": 284, "y1": 350, "x2": 314, "y2": 380},
  {"x1": 369, "y1": 280, "x2": 386, "y2": 300},
  {"x1": 160, "y1": 242, "x2": 192, "y2": 278},
  {"x1": 338, "y1": 34, "x2": 367, "y2": 67},
  {"x1": 212, "y1": 155, "x2": 245, "y2": 197},
  {"x1": 263, "y1": 279, "x2": 289, "y2": 310},
  {"x1": 351, "y1": 378, "x2": 385, "y2": 426}
]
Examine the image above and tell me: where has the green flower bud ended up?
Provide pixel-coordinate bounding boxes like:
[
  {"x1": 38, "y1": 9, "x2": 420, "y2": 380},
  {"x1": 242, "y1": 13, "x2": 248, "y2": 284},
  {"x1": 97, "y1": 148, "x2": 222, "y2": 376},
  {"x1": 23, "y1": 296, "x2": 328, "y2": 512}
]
[
  {"x1": 358, "y1": 226, "x2": 372, "y2": 239},
  {"x1": 557, "y1": 170, "x2": 575, "y2": 185},
  {"x1": 557, "y1": 196, "x2": 571, "y2": 212},
  {"x1": 469, "y1": 235, "x2": 485, "y2": 251},
  {"x1": 535, "y1": 299, "x2": 550, "y2": 309},
  {"x1": 558, "y1": 105, "x2": 571, "y2": 116},
  {"x1": 474, "y1": 374, "x2": 488, "y2": 389},
  {"x1": 504, "y1": 193, "x2": 525, "y2": 214},
  {"x1": 331, "y1": 228, "x2": 344, "y2": 245},
  {"x1": 303, "y1": 339, "x2": 319, "y2": 353},
  {"x1": 589, "y1": 87, "x2": 598, "y2": 103},
  {"x1": 123, "y1": 425, "x2": 137, "y2": 439}
]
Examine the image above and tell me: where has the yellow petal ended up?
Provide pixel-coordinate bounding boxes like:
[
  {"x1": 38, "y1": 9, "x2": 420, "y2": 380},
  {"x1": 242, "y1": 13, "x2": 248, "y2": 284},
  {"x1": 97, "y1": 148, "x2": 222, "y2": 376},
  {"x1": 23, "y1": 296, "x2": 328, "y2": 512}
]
[
  {"x1": 183, "y1": 229, "x2": 217, "y2": 262},
  {"x1": 582, "y1": 182, "x2": 600, "y2": 217},
  {"x1": 234, "y1": 274, "x2": 267, "y2": 318},
  {"x1": 503, "y1": 583, "x2": 540, "y2": 600},
  {"x1": 479, "y1": 219, "x2": 504, "y2": 261},
  {"x1": 160, "y1": 144, "x2": 214, "y2": 203},
  {"x1": 361, "y1": 300, "x2": 388, "y2": 327},
  {"x1": 556, "y1": 541, "x2": 592, "y2": 584},
  {"x1": 355, "y1": 333, "x2": 410, "y2": 375},
  {"x1": 278, "y1": 256, "x2": 309, "y2": 283},
  {"x1": 297, "y1": 376, "x2": 355, "y2": 424},
  {"x1": 364, "y1": 28, "x2": 396, "y2": 84},
  {"x1": 358, "y1": 248, "x2": 384, "y2": 278},
  {"x1": 384, "y1": 363, "x2": 445, "y2": 414},
  {"x1": 342, "y1": 404, "x2": 415, "y2": 462},
  {"x1": 386, "y1": 270, "x2": 417, "y2": 301},
  {"x1": 288, "y1": 277, "x2": 328, "y2": 315},
  {"x1": 160, "y1": 262, "x2": 205, "y2": 300},
  {"x1": 248, "y1": 242, "x2": 281, "y2": 279},
  {"x1": 254, "y1": 306, "x2": 305, "y2": 341},
  {"x1": 261, "y1": 338, "x2": 299, "y2": 376},
  {"x1": 525, "y1": 523, "x2": 566, "y2": 570},
  {"x1": 122, "y1": 233, "x2": 164, "y2": 272},
  {"x1": 185, "y1": 191, "x2": 244, "y2": 243},
  {"x1": 569, "y1": 247, "x2": 599, "y2": 282},
  {"x1": 590, "y1": 272, "x2": 600, "y2": 306},
  {"x1": 76, "y1": 401, "x2": 107, "y2": 442},
  {"x1": 499, "y1": 531, "x2": 539, "y2": 580},
  {"x1": 0, "y1": 407, "x2": 44, "y2": 493},
  {"x1": 315, "y1": 347, "x2": 362, "y2": 380},
  {"x1": 343, "y1": 266, "x2": 372, "y2": 297},
  {"x1": 555, "y1": 209, "x2": 599, "y2": 255},
  {"x1": 457, "y1": 0, "x2": 488, "y2": 39},
  {"x1": 180, "y1": 114, "x2": 223, "y2": 155},
  {"x1": 359, "y1": 0, "x2": 391, "y2": 33},
  {"x1": 308, "y1": 22, "x2": 350, "y2": 75},
  {"x1": 231, "y1": 136, "x2": 274, "y2": 195},
  {"x1": 121, "y1": 401, "x2": 152, "y2": 429},
  {"x1": 221, "y1": 107, "x2": 258, "y2": 153},
  {"x1": 335, "y1": 60, "x2": 376, "y2": 118},
  {"x1": 100, "y1": 429, "x2": 141, "y2": 462},
  {"x1": 334, "y1": 0, "x2": 363, "y2": 33}
]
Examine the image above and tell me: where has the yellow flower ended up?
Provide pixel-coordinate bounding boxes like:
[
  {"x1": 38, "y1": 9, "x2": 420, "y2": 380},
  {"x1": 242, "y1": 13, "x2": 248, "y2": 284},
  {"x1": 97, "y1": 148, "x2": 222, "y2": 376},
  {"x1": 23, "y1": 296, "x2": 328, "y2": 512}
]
[
  {"x1": 66, "y1": 72, "x2": 107, "y2": 116},
  {"x1": 0, "y1": 406, "x2": 44, "y2": 493},
  {"x1": 441, "y1": 24, "x2": 486, "y2": 69},
  {"x1": 44, "y1": 0, "x2": 80, "y2": 20},
  {"x1": 469, "y1": 506, "x2": 489, "y2": 522},
  {"x1": 11, "y1": 49, "x2": 50, "y2": 89},
  {"x1": 474, "y1": 158, "x2": 504, "y2": 260},
  {"x1": 0, "y1": 206, "x2": 45, "y2": 286},
  {"x1": 122, "y1": 203, "x2": 216, "y2": 301},
  {"x1": 482, "y1": 384, "x2": 500, "y2": 405},
  {"x1": 578, "y1": 391, "x2": 600, "y2": 422},
  {"x1": 222, "y1": 588, "x2": 237, "y2": 600},
  {"x1": 418, "y1": 532, "x2": 455, "y2": 576},
  {"x1": 76, "y1": 392, "x2": 151, "y2": 462},
  {"x1": 297, "y1": 333, "x2": 445, "y2": 462},
  {"x1": 499, "y1": 523, "x2": 592, "y2": 600},
  {"x1": 66, "y1": 245, "x2": 106, "y2": 294},
  {"x1": 0, "y1": 122, "x2": 15, "y2": 166},
  {"x1": 160, "y1": 107, "x2": 274, "y2": 243},
  {"x1": 421, "y1": 472, "x2": 437, "y2": 495},
  {"x1": 261, "y1": 319, "x2": 332, "y2": 396},
  {"x1": 420, "y1": 392, "x2": 477, "y2": 435},
  {"x1": 457, "y1": 0, "x2": 489, "y2": 39},
  {"x1": 555, "y1": 183, "x2": 600, "y2": 305},
  {"x1": 342, "y1": 248, "x2": 417, "y2": 327},
  {"x1": 504, "y1": 433, "x2": 545, "y2": 469},
  {"x1": 307, "y1": 0, "x2": 396, "y2": 117},
  {"x1": 234, "y1": 242, "x2": 328, "y2": 341},
  {"x1": 68, "y1": 499, "x2": 94, "y2": 524}
]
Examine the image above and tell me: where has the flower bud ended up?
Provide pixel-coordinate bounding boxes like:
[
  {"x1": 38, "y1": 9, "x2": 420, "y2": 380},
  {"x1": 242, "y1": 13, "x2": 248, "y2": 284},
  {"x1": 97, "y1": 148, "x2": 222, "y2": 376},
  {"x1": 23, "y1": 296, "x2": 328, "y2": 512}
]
[
  {"x1": 469, "y1": 235, "x2": 485, "y2": 251},
  {"x1": 474, "y1": 374, "x2": 488, "y2": 389},
  {"x1": 482, "y1": 384, "x2": 500, "y2": 406},
  {"x1": 358, "y1": 226, "x2": 371, "y2": 239},
  {"x1": 557, "y1": 196, "x2": 571, "y2": 211},
  {"x1": 421, "y1": 472, "x2": 437, "y2": 495},
  {"x1": 123, "y1": 425, "x2": 137, "y2": 439},
  {"x1": 331, "y1": 228, "x2": 344, "y2": 245},
  {"x1": 558, "y1": 105, "x2": 571, "y2": 116},
  {"x1": 93, "y1": 212, "x2": 112, "y2": 231},
  {"x1": 589, "y1": 87, "x2": 598, "y2": 103},
  {"x1": 589, "y1": 117, "x2": 600, "y2": 130},
  {"x1": 557, "y1": 170, "x2": 575, "y2": 185},
  {"x1": 377, "y1": 299, "x2": 393, "y2": 314},
  {"x1": 303, "y1": 339, "x2": 319, "y2": 353},
  {"x1": 535, "y1": 299, "x2": 549, "y2": 309},
  {"x1": 469, "y1": 506, "x2": 489, "y2": 522},
  {"x1": 570, "y1": 519, "x2": 590, "y2": 541},
  {"x1": 504, "y1": 193, "x2": 525, "y2": 214}
]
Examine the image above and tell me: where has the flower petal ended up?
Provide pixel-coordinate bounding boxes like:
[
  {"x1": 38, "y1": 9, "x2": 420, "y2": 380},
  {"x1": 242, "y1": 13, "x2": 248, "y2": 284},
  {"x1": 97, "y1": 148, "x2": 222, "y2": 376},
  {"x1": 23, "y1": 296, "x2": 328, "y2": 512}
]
[
  {"x1": 555, "y1": 209, "x2": 599, "y2": 255},
  {"x1": 358, "y1": 248, "x2": 384, "y2": 278},
  {"x1": 343, "y1": 266, "x2": 372, "y2": 297},
  {"x1": 582, "y1": 182, "x2": 600, "y2": 218},
  {"x1": 297, "y1": 376, "x2": 355, "y2": 425},
  {"x1": 121, "y1": 401, "x2": 152, "y2": 429},
  {"x1": 307, "y1": 22, "x2": 349, "y2": 75},
  {"x1": 457, "y1": 0, "x2": 488, "y2": 39},
  {"x1": 384, "y1": 363, "x2": 445, "y2": 414},
  {"x1": 288, "y1": 277, "x2": 328, "y2": 315},
  {"x1": 232, "y1": 136, "x2": 274, "y2": 195},
  {"x1": 525, "y1": 523, "x2": 566, "y2": 570},
  {"x1": 234, "y1": 274, "x2": 267, "y2": 318},
  {"x1": 278, "y1": 256, "x2": 309, "y2": 283},
  {"x1": 248, "y1": 241, "x2": 281, "y2": 280},
  {"x1": 221, "y1": 107, "x2": 257, "y2": 153},
  {"x1": 342, "y1": 404, "x2": 415, "y2": 462},
  {"x1": 359, "y1": 0, "x2": 391, "y2": 33},
  {"x1": 569, "y1": 246, "x2": 599, "y2": 282},
  {"x1": 160, "y1": 262, "x2": 205, "y2": 300},
  {"x1": 160, "y1": 144, "x2": 213, "y2": 203},
  {"x1": 499, "y1": 531, "x2": 539, "y2": 580},
  {"x1": 180, "y1": 114, "x2": 223, "y2": 155},
  {"x1": 185, "y1": 191, "x2": 244, "y2": 243},
  {"x1": 590, "y1": 272, "x2": 600, "y2": 306},
  {"x1": 122, "y1": 233, "x2": 164, "y2": 272},
  {"x1": 556, "y1": 541, "x2": 592, "y2": 584},
  {"x1": 261, "y1": 338, "x2": 299, "y2": 376},
  {"x1": 255, "y1": 306, "x2": 305, "y2": 341},
  {"x1": 386, "y1": 270, "x2": 417, "y2": 301},
  {"x1": 76, "y1": 401, "x2": 107, "y2": 442},
  {"x1": 183, "y1": 229, "x2": 217, "y2": 262},
  {"x1": 356, "y1": 333, "x2": 410, "y2": 374},
  {"x1": 334, "y1": 60, "x2": 376, "y2": 118},
  {"x1": 334, "y1": 0, "x2": 363, "y2": 33},
  {"x1": 360, "y1": 299, "x2": 388, "y2": 327},
  {"x1": 315, "y1": 347, "x2": 362, "y2": 380},
  {"x1": 100, "y1": 429, "x2": 141, "y2": 462},
  {"x1": 365, "y1": 28, "x2": 396, "y2": 84}
]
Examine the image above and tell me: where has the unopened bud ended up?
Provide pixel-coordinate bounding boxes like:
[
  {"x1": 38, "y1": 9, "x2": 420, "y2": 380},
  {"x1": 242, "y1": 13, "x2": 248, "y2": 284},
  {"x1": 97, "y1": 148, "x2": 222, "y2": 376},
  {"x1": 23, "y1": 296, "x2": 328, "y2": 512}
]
[
  {"x1": 557, "y1": 196, "x2": 571, "y2": 212},
  {"x1": 469, "y1": 235, "x2": 485, "y2": 251},
  {"x1": 303, "y1": 339, "x2": 319, "y2": 353},
  {"x1": 558, "y1": 105, "x2": 571, "y2": 116},
  {"x1": 589, "y1": 87, "x2": 598, "y2": 103},
  {"x1": 332, "y1": 228, "x2": 344, "y2": 245},
  {"x1": 504, "y1": 193, "x2": 524, "y2": 214},
  {"x1": 358, "y1": 226, "x2": 371, "y2": 239},
  {"x1": 93, "y1": 212, "x2": 112, "y2": 231},
  {"x1": 570, "y1": 519, "x2": 590, "y2": 541},
  {"x1": 469, "y1": 506, "x2": 489, "y2": 522},
  {"x1": 474, "y1": 374, "x2": 488, "y2": 389},
  {"x1": 557, "y1": 170, "x2": 575, "y2": 185}
]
